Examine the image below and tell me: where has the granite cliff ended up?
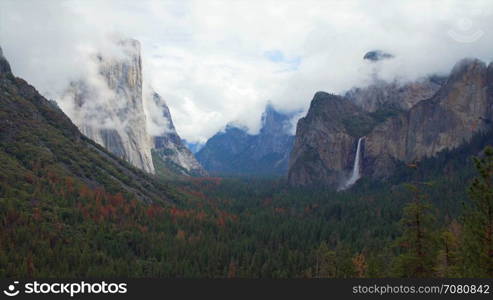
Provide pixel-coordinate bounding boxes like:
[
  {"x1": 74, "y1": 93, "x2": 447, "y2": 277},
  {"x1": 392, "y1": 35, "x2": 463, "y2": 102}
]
[
  {"x1": 365, "y1": 58, "x2": 493, "y2": 178},
  {"x1": 63, "y1": 39, "x2": 155, "y2": 173},
  {"x1": 150, "y1": 92, "x2": 207, "y2": 177},
  {"x1": 288, "y1": 58, "x2": 493, "y2": 188}
]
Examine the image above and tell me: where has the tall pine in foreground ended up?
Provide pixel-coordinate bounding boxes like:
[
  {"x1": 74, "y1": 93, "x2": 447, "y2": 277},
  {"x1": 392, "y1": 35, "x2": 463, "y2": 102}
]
[
  {"x1": 392, "y1": 183, "x2": 438, "y2": 277},
  {"x1": 462, "y1": 146, "x2": 493, "y2": 277}
]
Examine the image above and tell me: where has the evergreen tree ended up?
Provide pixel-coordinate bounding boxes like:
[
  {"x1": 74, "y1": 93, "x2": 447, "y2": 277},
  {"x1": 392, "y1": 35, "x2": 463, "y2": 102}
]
[
  {"x1": 313, "y1": 242, "x2": 337, "y2": 278},
  {"x1": 392, "y1": 183, "x2": 438, "y2": 277},
  {"x1": 435, "y1": 221, "x2": 461, "y2": 277},
  {"x1": 462, "y1": 146, "x2": 493, "y2": 277}
]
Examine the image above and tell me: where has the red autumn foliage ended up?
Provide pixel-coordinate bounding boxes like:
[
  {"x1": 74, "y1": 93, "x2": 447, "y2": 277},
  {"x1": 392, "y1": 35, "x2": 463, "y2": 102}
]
[
  {"x1": 65, "y1": 177, "x2": 74, "y2": 193},
  {"x1": 109, "y1": 193, "x2": 125, "y2": 207},
  {"x1": 215, "y1": 210, "x2": 238, "y2": 227},
  {"x1": 32, "y1": 207, "x2": 42, "y2": 222},
  {"x1": 79, "y1": 185, "x2": 93, "y2": 199},
  {"x1": 176, "y1": 229, "x2": 186, "y2": 240},
  {"x1": 146, "y1": 205, "x2": 164, "y2": 219}
]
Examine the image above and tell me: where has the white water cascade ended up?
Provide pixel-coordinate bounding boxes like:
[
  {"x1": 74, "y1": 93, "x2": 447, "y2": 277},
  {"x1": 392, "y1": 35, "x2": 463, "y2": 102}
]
[{"x1": 341, "y1": 137, "x2": 364, "y2": 190}]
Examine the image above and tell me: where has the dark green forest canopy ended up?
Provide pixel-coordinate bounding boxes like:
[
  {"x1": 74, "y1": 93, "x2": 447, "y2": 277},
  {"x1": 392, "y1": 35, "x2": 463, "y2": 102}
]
[{"x1": 2, "y1": 133, "x2": 493, "y2": 277}]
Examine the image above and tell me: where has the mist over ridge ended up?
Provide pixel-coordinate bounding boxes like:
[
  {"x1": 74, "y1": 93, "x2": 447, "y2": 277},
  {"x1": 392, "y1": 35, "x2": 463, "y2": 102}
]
[{"x1": 1, "y1": 0, "x2": 493, "y2": 144}]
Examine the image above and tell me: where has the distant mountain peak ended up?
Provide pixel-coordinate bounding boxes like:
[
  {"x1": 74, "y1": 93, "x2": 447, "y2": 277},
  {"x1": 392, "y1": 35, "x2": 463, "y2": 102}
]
[
  {"x1": 197, "y1": 104, "x2": 295, "y2": 176},
  {"x1": 261, "y1": 104, "x2": 297, "y2": 136}
]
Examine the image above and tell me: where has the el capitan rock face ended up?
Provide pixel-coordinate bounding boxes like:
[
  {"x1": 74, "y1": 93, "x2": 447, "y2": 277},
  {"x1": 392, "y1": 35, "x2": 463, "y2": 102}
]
[
  {"x1": 288, "y1": 58, "x2": 493, "y2": 188},
  {"x1": 62, "y1": 39, "x2": 155, "y2": 174}
]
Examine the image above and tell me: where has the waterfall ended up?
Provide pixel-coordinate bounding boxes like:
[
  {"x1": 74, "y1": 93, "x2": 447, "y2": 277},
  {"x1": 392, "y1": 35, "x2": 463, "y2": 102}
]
[{"x1": 341, "y1": 137, "x2": 363, "y2": 190}]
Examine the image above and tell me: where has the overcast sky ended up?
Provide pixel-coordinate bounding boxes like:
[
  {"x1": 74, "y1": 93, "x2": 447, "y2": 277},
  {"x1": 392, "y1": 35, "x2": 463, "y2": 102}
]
[{"x1": 1, "y1": 0, "x2": 493, "y2": 143}]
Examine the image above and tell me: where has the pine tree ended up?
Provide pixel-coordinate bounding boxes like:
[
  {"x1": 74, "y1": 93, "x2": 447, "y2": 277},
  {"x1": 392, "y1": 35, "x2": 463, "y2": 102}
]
[
  {"x1": 435, "y1": 221, "x2": 461, "y2": 277},
  {"x1": 314, "y1": 242, "x2": 337, "y2": 278},
  {"x1": 393, "y1": 183, "x2": 438, "y2": 277},
  {"x1": 462, "y1": 146, "x2": 493, "y2": 277}
]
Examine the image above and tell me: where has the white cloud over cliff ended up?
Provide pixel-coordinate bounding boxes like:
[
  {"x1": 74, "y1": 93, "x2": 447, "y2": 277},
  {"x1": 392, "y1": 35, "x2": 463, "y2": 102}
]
[{"x1": 1, "y1": 0, "x2": 493, "y2": 143}]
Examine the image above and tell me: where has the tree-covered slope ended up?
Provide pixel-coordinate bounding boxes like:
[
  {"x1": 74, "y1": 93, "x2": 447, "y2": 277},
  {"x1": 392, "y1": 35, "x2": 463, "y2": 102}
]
[{"x1": 0, "y1": 48, "x2": 179, "y2": 204}]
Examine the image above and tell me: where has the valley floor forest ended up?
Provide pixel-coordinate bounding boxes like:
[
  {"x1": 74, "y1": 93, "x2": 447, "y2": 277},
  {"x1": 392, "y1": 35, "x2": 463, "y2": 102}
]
[{"x1": 2, "y1": 127, "x2": 493, "y2": 278}]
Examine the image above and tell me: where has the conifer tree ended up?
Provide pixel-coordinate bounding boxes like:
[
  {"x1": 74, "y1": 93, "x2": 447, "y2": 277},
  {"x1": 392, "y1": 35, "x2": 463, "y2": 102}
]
[
  {"x1": 462, "y1": 146, "x2": 493, "y2": 277},
  {"x1": 435, "y1": 221, "x2": 461, "y2": 277},
  {"x1": 393, "y1": 183, "x2": 438, "y2": 277}
]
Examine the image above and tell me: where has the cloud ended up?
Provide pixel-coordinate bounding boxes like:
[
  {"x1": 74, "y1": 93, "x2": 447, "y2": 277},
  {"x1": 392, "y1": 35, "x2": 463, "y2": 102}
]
[
  {"x1": 142, "y1": 85, "x2": 174, "y2": 136},
  {"x1": 58, "y1": 38, "x2": 151, "y2": 143},
  {"x1": 1, "y1": 0, "x2": 493, "y2": 143}
]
